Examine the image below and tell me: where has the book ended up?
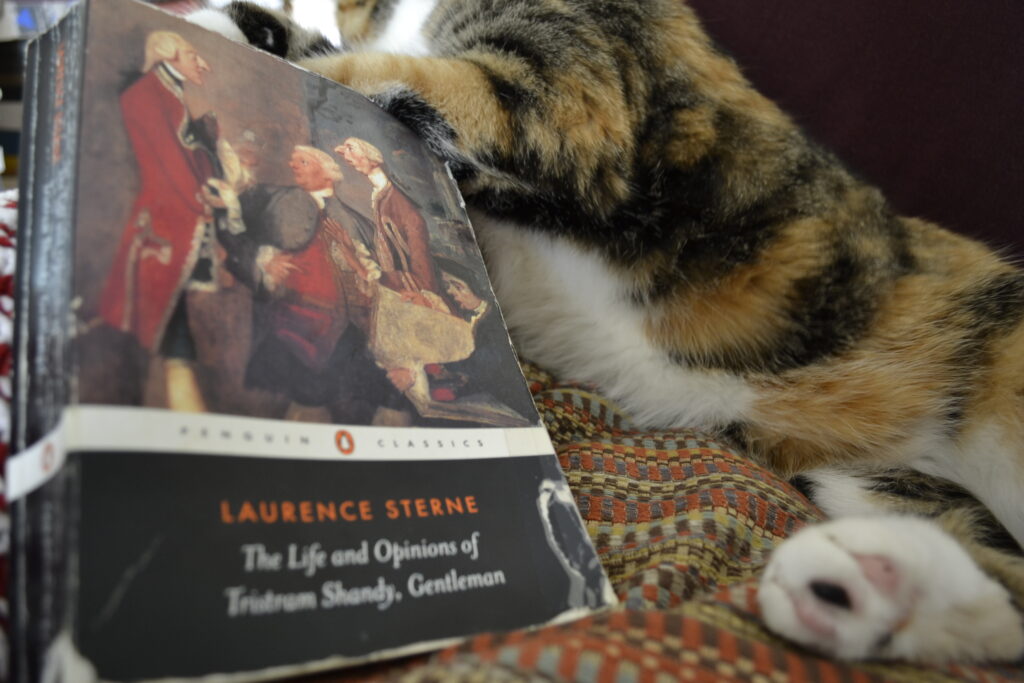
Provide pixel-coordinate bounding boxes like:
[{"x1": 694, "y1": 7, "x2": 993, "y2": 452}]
[{"x1": 8, "y1": 0, "x2": 616, "y2": 680}]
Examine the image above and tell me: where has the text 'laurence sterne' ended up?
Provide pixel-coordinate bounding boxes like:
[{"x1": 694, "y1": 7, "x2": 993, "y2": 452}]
[{"x1": 219, "y1": 495, "x2": 480, "y2": 524}]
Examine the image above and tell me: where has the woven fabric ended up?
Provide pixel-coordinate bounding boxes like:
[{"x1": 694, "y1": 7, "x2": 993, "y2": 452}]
[{"x1": 332, "y1": 363, "x2": 1024, "y2": 683}]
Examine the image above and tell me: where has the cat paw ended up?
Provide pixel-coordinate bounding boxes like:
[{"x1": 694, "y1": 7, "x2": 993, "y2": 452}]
[
  {"x1": 758, "y1": 516, "x2": 1024, "y2": 663},
  {"x1": 370, "y1": 87, "x2": 475, "y2": 179}
]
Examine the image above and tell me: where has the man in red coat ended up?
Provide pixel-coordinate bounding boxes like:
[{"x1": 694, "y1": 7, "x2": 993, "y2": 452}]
[
  {"x1": 99, "y1": 31, "x2": 217, "y2": 411},
  {"x1": 215, "y1": 145, "x2": 398, "y2": 424},
  {"x1": 333, "y1": 137, "x2": 448, "y2": 425},
  {"x1": 334, "y1": 137, "x2": 440, "y2": 301}
]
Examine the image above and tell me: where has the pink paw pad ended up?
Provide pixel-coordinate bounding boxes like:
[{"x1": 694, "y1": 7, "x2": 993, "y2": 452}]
[{"x1": 852, "y1": 553, "x2": 901, "y2": 597}]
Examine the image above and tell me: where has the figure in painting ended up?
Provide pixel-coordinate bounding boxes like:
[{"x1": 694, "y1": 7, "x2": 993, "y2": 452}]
[
  {"x1": 99, "y1": 30, "x2": 220, "y2": 412},
  {"x1": 89, "y1": 33, "x2": 525, "y2": 428},
  {"x1": 212, "y1": 144, "x2": 401, "y2": 423},
  {"x1": 385, "y1": 258, "x2": 537, "y2": 425},
  {"x1": 333, "y1": 137, "x2": 446, "y2": 310}
]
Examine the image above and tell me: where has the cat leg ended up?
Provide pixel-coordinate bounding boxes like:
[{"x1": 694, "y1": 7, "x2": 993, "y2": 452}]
[
  {"x1": 300, "y1": 52, "x2": 507, "y2": 181},
  {"x1": 188, "y1": 8, "x2": 519, "y2": 183},
  {"x1": 909, "y1": 417, "x2": 1024, "y2": 550},
  {"x1": 295, "y1": 38, "x2": 638, "y2": 208},
  {"x1": 759, "y1": 516, "x2": 1024, "y2": 663}
]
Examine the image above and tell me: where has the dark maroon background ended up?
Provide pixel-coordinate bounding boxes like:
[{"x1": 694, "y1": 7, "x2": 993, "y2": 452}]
[{"x1": 687, "y1": 0, "x2": 1024, "y2": 259}]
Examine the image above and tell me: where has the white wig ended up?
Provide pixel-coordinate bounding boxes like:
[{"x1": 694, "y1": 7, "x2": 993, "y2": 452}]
[{"x1": 143, "y1": 31, "x2": 193, "y2": 73}]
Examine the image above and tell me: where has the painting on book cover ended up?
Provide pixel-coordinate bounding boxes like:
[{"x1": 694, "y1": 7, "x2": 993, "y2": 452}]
[{"x1": 70, "y1": 1, "x2": 537, "y2": 429}]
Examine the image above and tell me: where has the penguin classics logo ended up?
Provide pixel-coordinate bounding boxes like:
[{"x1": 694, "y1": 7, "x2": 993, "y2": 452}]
[{"x1": 335, "y1": 430, "x2": 355, "y2": 455}]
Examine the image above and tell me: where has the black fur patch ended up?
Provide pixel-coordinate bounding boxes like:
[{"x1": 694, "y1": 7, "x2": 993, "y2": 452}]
[
  {"x1": 944, "y1": 271, "x2": 1024, "y2": 433},
  {"x1": 867, "y1": 472, "x2": 977, "y2": 504},
  {"x1": 301, "y1": 35, "x2": 336, "y2": 58},
  {"x1": 717, "y1": 422, "x2": 749, "y2": 452},
  {"x1": 667, "y1": 221, "x2": 910, "y2": 375},
  {"x1": 466, "y1": 32, "x2": 554, "y2": 76},
  {"x1": 788, "y1": 474, "x2": 818, "y2": 502},
  {"x1": 960, "y1": 271, "x2": 1024, "y2": 333},
  {"x1": 226, "y1": 2, "x2": 290, "y2": 58},
  {"x1": 467, "y1": 59, "x2": 541, "y2": 113},
  {"x1": 867, "y1": 473, "x2": 1022, "y2": 554},
  {"x1": 784, "y1": 241, "x2": 876, "y2": 365},
  {"x1": 368, "y1": 87, "x2": 475, "y2": 179},
  {"x1": 971, "y1": 515, "x2": 1024, "y2": 555},
  {"x1": 873, "y1": 630, "x2": 895, "y2": 654}
]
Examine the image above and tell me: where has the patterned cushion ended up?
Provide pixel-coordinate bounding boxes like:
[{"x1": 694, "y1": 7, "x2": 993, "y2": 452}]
[{"x1": 323, "y1": 364, "x2": 1024, "y2": 682}]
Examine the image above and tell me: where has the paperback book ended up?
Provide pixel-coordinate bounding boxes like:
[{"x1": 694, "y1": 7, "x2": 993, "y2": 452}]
[{"x1": 8, "y1": 0, "x2": 614, "y2": 680}]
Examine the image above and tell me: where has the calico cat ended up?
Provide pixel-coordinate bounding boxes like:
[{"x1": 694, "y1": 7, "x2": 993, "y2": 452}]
[{"x1": 189, "y1": 0, "x2": 1024, "y2": 664}]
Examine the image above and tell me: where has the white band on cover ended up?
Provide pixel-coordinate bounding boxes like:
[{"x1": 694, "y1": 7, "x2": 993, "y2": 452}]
[{"x1": 5, "y1": 406, "x2": 555, "y2": 501}]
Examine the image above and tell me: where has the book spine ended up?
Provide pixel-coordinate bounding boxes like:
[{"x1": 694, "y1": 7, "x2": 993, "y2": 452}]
[
  {"x1": 9, "y1": 3, "x2": 88, "y2": 681},
  {"x1": 8, "y1": 34, "x2": 40, "y2": 683}
]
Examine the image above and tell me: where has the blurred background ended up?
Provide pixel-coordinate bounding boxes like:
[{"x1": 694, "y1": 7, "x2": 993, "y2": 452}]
[
  {"x1": 687, "y1": 0, "x2": 1023, "y2": 259},
  {"x1": 0, "y1": 0, "x2": 339, "y2": 187},
  {"x1": 1, "y1": 0, "x2": 1021, "y2": 255},
  {"x1": 1, "y1": 0, "x2": 79, "y2": 182}
]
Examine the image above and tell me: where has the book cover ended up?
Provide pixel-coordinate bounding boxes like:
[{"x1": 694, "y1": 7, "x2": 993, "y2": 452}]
[{"x1": 8, "y1": 1, "x2": 615, "y2": 680}]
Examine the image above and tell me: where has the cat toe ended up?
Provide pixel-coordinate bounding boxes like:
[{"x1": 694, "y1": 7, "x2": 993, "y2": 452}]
[
  {"x1": 759, "y1": 522, "x2": 905, "y2": 659},
  {"x1": 759, "y1": 516, "x2": 1024, "y2": 663}
]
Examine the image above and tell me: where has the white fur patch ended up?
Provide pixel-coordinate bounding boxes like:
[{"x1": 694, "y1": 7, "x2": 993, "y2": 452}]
[
  {"x1": 470, "y1": 210, "x2": 757, "y2": 429},
  {"x1": 906, "y1": 419, "x2": 1024, "y2": 549},
  {"x1": 371, "y1": 0, "x2": 439, "y2": 56},
  {"x1": 291, "y1": 0, "x2": 342, "y2": 47},
  {"x1": 797, "y1": 468, "x2": 878, "y2": 519},
  {"x1": 760, "y1": 516, "x2": 1024, "y2": 663},
  {"x1": 184, "y1": 8, "x2": 248, "y2": 43}
]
